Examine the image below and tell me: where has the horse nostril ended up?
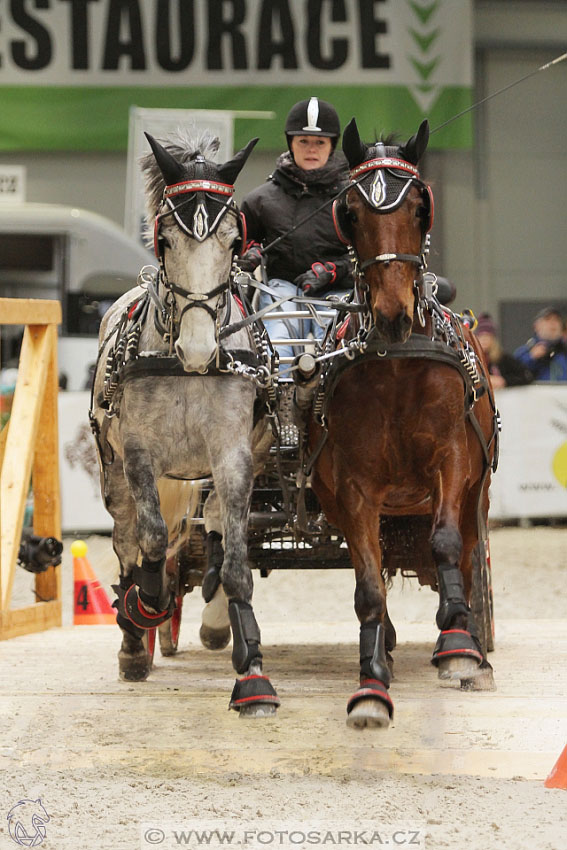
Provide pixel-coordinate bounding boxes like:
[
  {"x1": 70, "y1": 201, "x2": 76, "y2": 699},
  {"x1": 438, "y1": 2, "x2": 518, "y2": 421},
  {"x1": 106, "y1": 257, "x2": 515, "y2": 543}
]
[{"x1": 174, "y1": 343, "x2": 185, "y2": 364}]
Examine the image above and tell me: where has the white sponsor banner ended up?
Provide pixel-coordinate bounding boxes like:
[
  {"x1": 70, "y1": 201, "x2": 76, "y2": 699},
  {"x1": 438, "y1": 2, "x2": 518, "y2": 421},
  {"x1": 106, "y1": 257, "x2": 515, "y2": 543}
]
[
  {"x1": 57, "y1": 384, "x2": 567, "y2": 533},
  {"x1": 490, "y1": 385, "x2": 567, "y2": 519},
  {"x1": 58, "y1": 391, "x2": 112, "y2": 533},
  {"x1": 1, "y1": 1, "x2": 472, "y2": 95}
]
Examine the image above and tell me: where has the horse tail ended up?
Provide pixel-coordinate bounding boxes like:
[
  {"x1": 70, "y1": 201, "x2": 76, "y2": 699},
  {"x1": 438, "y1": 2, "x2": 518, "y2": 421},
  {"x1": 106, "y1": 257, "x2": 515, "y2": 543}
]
[{"x1": 158, "y1": 479, "x2": 202, "y2": 556}]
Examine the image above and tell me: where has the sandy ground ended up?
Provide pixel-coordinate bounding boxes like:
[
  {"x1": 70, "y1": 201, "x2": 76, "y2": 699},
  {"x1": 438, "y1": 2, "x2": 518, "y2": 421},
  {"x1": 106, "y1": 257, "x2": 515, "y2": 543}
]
[{"x1": 2, "y1": 525, "x2": 567, "y2": 850}]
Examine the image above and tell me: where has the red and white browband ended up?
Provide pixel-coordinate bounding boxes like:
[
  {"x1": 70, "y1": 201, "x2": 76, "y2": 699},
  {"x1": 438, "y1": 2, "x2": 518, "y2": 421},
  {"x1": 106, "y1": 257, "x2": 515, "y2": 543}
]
[
  {"x1": 349, "y1": 157, "x2": 421, "y2": 180},
  {"x1": 164, "y1": 179, "x2": 235, "y2": 198}
]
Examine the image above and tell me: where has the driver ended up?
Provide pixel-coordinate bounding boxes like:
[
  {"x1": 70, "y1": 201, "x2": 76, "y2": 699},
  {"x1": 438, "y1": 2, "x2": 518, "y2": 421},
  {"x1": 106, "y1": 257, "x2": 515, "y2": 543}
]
[{"x1": 239, "y1": 97, "x2": 353, "y2": 374}]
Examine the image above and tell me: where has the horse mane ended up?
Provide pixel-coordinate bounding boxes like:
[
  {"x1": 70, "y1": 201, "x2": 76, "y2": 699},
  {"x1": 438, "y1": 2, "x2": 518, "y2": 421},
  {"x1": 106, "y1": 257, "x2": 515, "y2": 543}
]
[
  {"x1": 376, "y1": 132, "x2": 399, "y2": 146},
  {"x1": 140, "y1": 127, "x2": 221, "y2": 218}
]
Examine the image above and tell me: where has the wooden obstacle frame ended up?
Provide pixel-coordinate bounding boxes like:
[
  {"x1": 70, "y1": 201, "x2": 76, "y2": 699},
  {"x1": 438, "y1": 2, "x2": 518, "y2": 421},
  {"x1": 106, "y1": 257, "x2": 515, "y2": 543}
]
[{"x1": 1, "y1": 298, "x2": 62, "y2": 639}]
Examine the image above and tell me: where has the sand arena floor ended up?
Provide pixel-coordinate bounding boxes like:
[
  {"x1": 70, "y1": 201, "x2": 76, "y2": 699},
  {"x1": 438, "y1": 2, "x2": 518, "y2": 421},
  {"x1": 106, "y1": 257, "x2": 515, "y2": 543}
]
[{"x1": 1, "y1": 524, "x2": 566, "y2": 850}]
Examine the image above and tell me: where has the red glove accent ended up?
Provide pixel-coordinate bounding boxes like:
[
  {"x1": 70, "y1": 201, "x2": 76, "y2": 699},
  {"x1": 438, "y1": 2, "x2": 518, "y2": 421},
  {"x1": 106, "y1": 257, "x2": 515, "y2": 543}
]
[
  {"x1": 311, "y1": 261, "x2": 337, "y2": 284},
  {"x1": 238, "y1": 241, "x2": 262, "y2": 272}
]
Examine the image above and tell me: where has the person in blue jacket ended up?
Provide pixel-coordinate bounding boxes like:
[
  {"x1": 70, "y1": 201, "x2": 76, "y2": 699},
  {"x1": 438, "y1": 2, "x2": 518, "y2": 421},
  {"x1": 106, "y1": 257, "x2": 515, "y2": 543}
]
[{"x1": 514, "y1": 307, "x2": 567, "y2": 381}]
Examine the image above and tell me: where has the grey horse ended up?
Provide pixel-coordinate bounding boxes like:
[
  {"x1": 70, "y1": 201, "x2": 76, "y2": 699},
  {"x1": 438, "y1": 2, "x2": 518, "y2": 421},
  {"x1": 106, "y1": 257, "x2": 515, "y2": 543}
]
[{"x1": 91, "y1": 129, "x2": 278, "y2": 715}]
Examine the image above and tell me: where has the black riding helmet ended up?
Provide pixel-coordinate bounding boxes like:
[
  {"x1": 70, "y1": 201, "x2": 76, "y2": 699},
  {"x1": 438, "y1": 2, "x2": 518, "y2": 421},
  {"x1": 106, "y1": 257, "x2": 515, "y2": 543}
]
[{"x1": 285, "y1": 97, "x2": 340, "y2": 154}]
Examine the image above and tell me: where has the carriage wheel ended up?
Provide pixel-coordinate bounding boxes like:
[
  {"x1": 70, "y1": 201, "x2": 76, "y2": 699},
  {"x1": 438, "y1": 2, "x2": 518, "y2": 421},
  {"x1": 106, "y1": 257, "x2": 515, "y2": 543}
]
[
  {"x1": 158, "y1": 595, "x2": 183, "y2": 656},
  {"x1": 470, "y1": 538, "x2": 495, "y2": 655},
  {"x1": 142, "y1": 627, "x2": 157, "y2": 667}
]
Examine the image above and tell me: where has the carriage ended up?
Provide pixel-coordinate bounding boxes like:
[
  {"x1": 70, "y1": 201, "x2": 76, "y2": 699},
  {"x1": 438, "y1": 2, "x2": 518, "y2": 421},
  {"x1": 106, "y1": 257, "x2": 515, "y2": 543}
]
[
  {"x1": 91, "y1": 121, "x2": 499, "y2": 726},
  {"x1": 152, "y1": 273, "x2": 496, "y2": 671}
]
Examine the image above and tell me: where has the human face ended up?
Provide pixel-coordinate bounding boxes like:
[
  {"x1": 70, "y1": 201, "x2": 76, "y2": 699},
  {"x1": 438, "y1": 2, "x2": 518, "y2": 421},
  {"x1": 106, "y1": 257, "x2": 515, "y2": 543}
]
[
  {"x1": 290, "y1": 135, "x2": 333, "y2": 170},
  {"x1": 476, "y1": 332, "x2": 495, "y2": 355},
  {"x1": 534, "y1": 315, "x2": 564, "y2": 342}
]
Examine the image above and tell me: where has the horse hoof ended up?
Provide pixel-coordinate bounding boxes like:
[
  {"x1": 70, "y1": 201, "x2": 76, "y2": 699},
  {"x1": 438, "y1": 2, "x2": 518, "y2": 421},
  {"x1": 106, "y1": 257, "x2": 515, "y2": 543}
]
[
  {"x1": 346, "y1": 698, "x2": 390, "y2": 730},
  {"x1": 158, "y1": 596, "x2": 183, "y2": 656},
  {"x1": 199, "y1": 624, "x2": 231, "y2": 651},
  {"x1": 238, "y1": 702, "x2": 278, "y2": 719},
  {"x1": 158, "y1": 634, "x2": 177, "y2": 657},
  {"x1": 461, "y1": 662, "x2": 496, "y2": 692},
  {"x1": 438, "y1": 656, "x2": 484, "y2": 687},
  {"x1": 118, "y1": 649, "x2": 151, "y2": 682}
]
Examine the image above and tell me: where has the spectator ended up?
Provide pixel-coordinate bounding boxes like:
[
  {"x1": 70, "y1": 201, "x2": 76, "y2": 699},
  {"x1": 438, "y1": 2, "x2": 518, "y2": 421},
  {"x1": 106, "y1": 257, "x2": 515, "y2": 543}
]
[
  {"x1": 514, "y1": 307, "x2": 567, "y2": 382},
  {"x1": 474, "y1": 313, "x2": 532, "y2": 388}
]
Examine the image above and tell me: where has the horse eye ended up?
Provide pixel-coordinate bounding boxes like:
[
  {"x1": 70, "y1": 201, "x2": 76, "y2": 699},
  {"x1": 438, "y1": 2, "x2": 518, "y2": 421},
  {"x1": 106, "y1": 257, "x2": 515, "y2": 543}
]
[
  {"x1": 161, "y1": 236, "x2": 171, "y2": 249},
  {"x1": 348, "y1": 210, "x2": 358, "y2": 223}
]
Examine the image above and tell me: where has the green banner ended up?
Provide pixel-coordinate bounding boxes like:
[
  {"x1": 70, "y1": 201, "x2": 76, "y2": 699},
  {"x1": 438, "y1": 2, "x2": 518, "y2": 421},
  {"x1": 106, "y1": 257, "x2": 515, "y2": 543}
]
[
  {"x1": 0, "y1": 85, "x2": 472, "y2": 152},
  {"x1": 0, "y1": 0, "x2": 473, "y2": 151}
]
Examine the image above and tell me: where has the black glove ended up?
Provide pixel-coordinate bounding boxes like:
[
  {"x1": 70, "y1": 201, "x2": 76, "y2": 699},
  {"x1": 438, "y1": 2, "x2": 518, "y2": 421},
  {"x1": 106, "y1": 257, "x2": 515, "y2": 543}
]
[
  {"x1": 294, "y1": 261, "x2": 337, "y2": 293},
  {"x1": 238, "y1": 242, "x2": 262, "y2": 273}
]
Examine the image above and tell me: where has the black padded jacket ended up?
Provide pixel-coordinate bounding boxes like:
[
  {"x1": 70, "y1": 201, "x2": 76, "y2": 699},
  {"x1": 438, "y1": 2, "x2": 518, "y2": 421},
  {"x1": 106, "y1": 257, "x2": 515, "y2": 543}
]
[{"x1": 240, "y1": 151, "x2": 353, "y2": 292}]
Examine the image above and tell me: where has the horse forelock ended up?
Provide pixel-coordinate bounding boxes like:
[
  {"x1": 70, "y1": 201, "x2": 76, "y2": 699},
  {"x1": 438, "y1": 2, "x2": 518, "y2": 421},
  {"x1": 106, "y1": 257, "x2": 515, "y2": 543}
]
[
  {"x1": 367, "y1": 138, "x2": 402, "y2": 161},
  {"x1": 140, "y1": 128, "x2": 221, "y2": 218}
]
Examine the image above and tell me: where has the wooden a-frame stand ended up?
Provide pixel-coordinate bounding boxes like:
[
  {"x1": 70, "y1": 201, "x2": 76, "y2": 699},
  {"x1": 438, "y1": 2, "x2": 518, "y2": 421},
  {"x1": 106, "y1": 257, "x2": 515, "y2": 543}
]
[{"x1": 1, "y1": 298, "x2": 62, "y2": 639}]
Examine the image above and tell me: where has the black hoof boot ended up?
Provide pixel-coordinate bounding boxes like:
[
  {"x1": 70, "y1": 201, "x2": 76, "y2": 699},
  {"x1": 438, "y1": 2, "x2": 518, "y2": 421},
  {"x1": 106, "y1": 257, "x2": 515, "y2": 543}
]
[
  {"x1": 346, "y1": 621, "x2": 393, "y2": 729},
  {"x1": 229, "y1": 672, "x2": 280, "y2": 715},
  {"x1": 346, "y1": 679, "x2": 394, "y2": 729},
  {"x1": 227, "y1": 600, "x2": 279, "y2": 715},
  {"x1": 112, "y1": 582, "x2": 174, "y2": 631}
]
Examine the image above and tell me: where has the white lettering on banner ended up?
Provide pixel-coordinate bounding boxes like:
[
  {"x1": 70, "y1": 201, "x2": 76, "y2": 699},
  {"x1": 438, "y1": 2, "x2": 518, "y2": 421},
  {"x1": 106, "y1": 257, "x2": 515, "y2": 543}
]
[{"x1": 0, "y1": 0, "x2": 472, "y2": 109}]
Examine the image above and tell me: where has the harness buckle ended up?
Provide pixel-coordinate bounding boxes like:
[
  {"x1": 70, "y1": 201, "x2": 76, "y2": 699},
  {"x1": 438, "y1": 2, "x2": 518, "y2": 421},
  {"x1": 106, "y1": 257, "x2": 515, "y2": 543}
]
[{"x1": 137, "y1": 265, "x2": 158, "y2": 289}]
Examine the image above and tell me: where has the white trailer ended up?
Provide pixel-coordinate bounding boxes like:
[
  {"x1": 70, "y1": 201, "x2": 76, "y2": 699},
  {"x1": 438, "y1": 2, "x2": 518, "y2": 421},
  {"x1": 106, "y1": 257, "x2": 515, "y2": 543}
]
[{"x1": 0, "y1": 202, "x2": 153, "y2": 389}]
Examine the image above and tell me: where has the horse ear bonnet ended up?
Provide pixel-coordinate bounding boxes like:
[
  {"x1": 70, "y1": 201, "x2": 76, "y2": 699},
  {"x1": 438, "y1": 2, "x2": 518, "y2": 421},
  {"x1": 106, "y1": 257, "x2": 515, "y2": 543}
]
[
  {"x1": 342, "y1": 118, "x2": 368, "y2": 169},
  {"x1": 217, "y1": 138, "x2": 258, "y2": 255},
  {"x1": 145, "y1": 132, "x2": 185, "y2": 186},
  {"x1": 336, "y1": 118, "x2": 434, "y2": 239},
  {"x1": 217, "y1": 137, "x2": 259, "y2": 185},
  {"x1": 149, "y1": 137, "x2": 259, "y2": 258},
  {"x1": 399, "y1": 120, "x2": 430, "y2": 165}
]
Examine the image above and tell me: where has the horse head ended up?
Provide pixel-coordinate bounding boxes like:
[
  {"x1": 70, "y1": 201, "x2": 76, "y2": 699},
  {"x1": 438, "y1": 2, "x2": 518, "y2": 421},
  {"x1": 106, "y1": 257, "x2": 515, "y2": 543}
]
[
  {"x1": 341, "y1": 119, "x2": 433, "y2": 343},
  {"x1": 142, "y1": 131, "x2": 258, "y2": 372}
]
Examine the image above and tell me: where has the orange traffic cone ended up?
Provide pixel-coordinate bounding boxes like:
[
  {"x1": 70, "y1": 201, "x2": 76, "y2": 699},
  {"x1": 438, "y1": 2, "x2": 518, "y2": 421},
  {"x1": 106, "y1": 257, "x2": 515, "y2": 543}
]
[
  {"x1": 72, "y1": 540, "x2": 115, "y2": 625},
  {"x1": 544, "y1": 745, "x2": 567, "y2": 789}
]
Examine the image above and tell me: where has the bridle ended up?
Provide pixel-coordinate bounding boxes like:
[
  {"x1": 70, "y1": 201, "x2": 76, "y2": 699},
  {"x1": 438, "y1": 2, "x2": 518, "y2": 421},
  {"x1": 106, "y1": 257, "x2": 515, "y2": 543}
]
[
  {"x1": 340, "y1": 144, "x2": 435, "y2": 328},
  {"x1": 347, "y1": 144, "x2": 434, "y2": 275},
  {"x1": 150, "y1": 158, "x2": 242, "y2": 345}
]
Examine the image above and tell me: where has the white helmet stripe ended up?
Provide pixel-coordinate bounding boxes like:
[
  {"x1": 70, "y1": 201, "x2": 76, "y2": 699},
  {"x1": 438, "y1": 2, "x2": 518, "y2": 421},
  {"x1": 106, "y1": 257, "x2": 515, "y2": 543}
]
[{"x1": 303, "y1": 97, "x2": 322, "y2": 132}]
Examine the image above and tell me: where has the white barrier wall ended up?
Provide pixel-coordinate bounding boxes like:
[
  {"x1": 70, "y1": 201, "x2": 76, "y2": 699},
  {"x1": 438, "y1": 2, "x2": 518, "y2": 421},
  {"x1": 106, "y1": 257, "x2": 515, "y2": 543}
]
[
  {"x1": 58, "y1": 385, "x2": 567, "y2": 532},
  {"x1": 58, "y1": 391, "x2": 112, "y2": 533},
  {"x1": 490, "y1": 385, "x2": 567, "y2": 520}
]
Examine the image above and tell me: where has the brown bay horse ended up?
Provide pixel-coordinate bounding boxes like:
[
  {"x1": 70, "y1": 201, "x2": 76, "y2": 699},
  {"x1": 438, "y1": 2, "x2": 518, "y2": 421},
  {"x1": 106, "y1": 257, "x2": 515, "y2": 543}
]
[{"x1": 307, "y1": 119, "x2": 499, "y2": 728}]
